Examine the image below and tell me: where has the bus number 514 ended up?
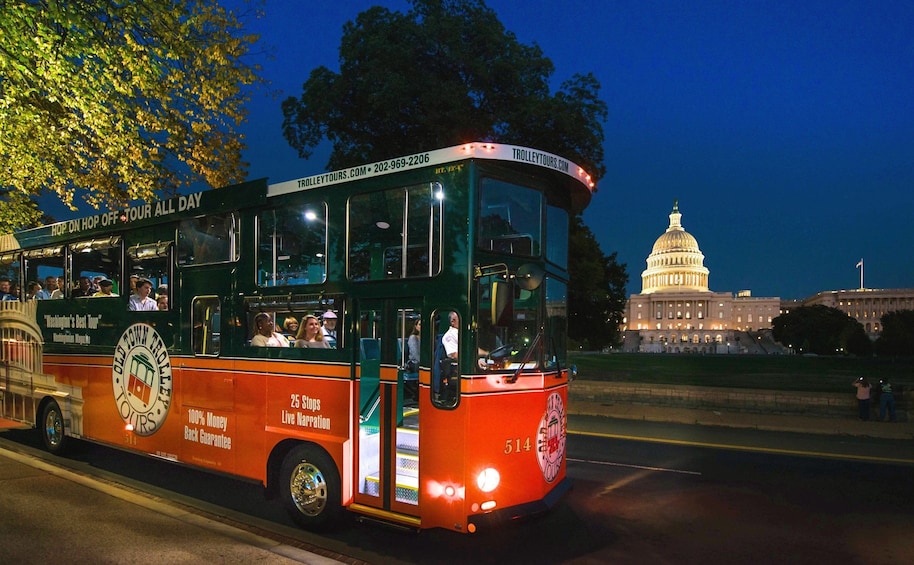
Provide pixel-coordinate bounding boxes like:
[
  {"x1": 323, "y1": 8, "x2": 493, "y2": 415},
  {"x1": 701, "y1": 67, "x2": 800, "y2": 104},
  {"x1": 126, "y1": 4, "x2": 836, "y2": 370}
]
[{"x1": 504, "y1": 437, "x2": 532, "y2": 454}]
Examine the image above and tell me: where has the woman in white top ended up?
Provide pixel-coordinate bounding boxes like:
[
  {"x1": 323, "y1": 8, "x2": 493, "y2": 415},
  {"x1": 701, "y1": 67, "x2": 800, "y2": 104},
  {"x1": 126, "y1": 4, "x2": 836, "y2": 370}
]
[
  {"x1": 251, "y1": 312, "x2": 290, "y2": 347},
  {"x1": 295, "y1": 315, "x2": 330, "y2": 348}
]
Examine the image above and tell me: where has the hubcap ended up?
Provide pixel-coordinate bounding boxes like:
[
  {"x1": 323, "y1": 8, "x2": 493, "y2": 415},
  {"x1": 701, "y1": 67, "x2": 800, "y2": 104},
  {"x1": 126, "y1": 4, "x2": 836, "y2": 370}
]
[
  {"x1": 45, "y1": 408, "x2": 62, "y2": 447},
  {"x1": 289, "y1": 460, "x2": 327, "y2": 516}
]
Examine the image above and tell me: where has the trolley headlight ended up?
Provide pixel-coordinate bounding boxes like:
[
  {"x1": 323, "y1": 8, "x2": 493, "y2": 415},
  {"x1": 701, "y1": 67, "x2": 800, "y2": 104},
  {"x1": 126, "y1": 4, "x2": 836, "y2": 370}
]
[{"x1": 476, "y1": 467, "x2": 500, "y2": 493}]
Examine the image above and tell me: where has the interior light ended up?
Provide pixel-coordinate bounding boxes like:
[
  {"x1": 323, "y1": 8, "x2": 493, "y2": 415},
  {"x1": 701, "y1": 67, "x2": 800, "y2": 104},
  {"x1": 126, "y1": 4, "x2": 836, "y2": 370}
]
[
  {"x1": 375, "y1": 221, "x2": 390, "y2": 229},
  {"x1": 304, "y1": 210, "x2": 317, "y2": 221}
]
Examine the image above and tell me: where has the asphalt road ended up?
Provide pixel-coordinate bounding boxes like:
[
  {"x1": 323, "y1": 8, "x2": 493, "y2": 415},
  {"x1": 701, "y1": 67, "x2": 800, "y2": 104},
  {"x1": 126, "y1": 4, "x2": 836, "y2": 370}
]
[{"x1": 1, "y1": 417, "x2": 912, "y2": 564}]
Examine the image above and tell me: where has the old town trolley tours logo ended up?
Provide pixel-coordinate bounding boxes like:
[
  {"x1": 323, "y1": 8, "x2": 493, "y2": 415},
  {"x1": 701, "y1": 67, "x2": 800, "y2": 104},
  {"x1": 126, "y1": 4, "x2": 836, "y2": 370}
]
[
  {"x1": 112, "y1": 323, "x2": 173, "y2": 436},
  {"x1": 536, "y1": 391, "x2": 566, "y2": 483}
]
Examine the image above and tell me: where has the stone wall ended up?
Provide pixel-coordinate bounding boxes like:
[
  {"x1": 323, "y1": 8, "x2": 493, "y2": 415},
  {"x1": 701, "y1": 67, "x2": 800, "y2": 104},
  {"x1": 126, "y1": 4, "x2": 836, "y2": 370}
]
[{"x1": 569, "y1": 380, "x2": 908, "y2": 421}]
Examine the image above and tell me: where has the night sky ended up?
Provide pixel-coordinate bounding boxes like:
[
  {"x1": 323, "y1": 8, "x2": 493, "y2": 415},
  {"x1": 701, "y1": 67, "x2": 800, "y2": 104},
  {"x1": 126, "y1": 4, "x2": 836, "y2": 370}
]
[
  {"x1": 234, "y1": 0, "x2": 913, "y2": 300},
  {"x1": 59, "y1": 1, "x2": 914, "y2": 300}
]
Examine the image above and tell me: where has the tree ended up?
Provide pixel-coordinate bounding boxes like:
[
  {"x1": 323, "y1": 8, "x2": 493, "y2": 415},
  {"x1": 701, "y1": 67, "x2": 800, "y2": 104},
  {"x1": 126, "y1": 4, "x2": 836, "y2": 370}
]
[
  {"x1": 875, "y1": 309, "x2": 914, "y2": 357},
  {"x1": 281, "y1": 0, "x2": 606, "y2": 179},
  {"x1": 771, "y1": 305, "x2": 871, "y2": 356},
  {"x1": 0, "y1": 0, "x2": 261, "y2": 227},
  {"x1": 0, "y1": 188, "x2": 50, "y2": 234},
  {"x1": 281, "y1": 0, "x2": 627, "y2": 345},
  {"x1": 568, "y1": 217, "x2": 629, "y2": 350}
]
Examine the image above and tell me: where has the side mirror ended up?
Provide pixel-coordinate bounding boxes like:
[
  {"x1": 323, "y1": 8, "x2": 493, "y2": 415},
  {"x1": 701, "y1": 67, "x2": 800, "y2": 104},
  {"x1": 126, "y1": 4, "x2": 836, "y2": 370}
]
[{"x1": 515, "y1": 263, "x2": 544, "y2": 290}]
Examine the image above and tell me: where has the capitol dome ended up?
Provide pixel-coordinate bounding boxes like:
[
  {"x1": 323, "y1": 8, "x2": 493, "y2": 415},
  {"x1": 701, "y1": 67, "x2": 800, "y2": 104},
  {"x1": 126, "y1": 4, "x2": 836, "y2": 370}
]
[{"x1": 640, "y1": 200, "x2": 710, "y2": 294}]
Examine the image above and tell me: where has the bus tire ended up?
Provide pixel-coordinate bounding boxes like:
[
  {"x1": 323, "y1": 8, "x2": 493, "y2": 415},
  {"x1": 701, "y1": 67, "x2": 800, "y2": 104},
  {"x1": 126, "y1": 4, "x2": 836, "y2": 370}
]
[
  {"x1": 279, "y1": 444, "x2": 342, "y2": 530},
  {"x1": 40, "y1": 400, "x2": 67, "y2": 455}
]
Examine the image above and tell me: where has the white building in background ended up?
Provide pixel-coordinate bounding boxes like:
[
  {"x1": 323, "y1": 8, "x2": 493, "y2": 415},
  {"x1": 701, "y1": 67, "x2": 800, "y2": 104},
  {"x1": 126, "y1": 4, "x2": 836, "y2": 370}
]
[
  {"x1": 786, "y1": 289, "x2": 914, "y2": 335},
  {"x1": 622, "y1": 201, "x2": 781, "y2": 354}
]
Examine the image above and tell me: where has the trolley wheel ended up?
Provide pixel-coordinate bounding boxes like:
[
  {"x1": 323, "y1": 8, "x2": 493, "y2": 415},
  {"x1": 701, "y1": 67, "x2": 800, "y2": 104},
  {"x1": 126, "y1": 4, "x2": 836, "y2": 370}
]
[
  {"x1": 279, "y1": 444, "x2": 342, "y2": 530},
  {"x1": 40, "y1": 400, "x2": 68, "y2": 454}
]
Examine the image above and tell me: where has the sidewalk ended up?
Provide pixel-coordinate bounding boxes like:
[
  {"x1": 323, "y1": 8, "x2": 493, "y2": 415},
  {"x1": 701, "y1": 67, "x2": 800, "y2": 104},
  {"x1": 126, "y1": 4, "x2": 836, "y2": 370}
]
[
  {"x1": 569, "y1": 398, "x2": 914, "y2": 441},
  {"x1": 0, "y1": 438, "x2": 348, "y2": 564}
]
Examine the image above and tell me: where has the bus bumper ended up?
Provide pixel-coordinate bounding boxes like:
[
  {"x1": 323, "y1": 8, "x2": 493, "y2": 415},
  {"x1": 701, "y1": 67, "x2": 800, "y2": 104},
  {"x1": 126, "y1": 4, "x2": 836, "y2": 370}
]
[{"x1": 465, "y1": 477, "x2": 572, "y2": 532}]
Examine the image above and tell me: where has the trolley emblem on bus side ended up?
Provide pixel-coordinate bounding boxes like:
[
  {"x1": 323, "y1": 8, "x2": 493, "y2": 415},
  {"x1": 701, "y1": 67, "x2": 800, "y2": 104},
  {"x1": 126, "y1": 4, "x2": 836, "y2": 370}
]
[
  {"x1": 128, "y1": 353, "x2": 155, "y2": 405},
  {"x1": 112, "y1": 323, "x2": 173, "y2": 436},
  {"x1": 536, "y1": 392, "x2": 566, "y2": 483}
]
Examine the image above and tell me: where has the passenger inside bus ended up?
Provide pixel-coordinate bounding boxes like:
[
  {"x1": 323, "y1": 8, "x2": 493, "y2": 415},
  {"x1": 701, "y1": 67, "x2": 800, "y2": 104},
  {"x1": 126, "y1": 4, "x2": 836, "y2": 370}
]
[
  {"x1": 281, "y1": 317, "x2": 299, "y2": 341},
  {"x1": 71, "y1": 276, "x2": 93, "y2": 298},
  {"x1": 433, "y1": 312, "x2": 460, "y2": 403},
  {"x1": 251, "y1": 312, "x2": 289, "y2": 347},
  {"x1": 128, "y1": 278, "x2": 158, "y2": 311},
  {"x1": 406, "y1": 319, "x2": 420, "y2": 373},
  {"x1": 320, "y1": 310, "x2": 337, "y2": 347},
  {"x1": 35, "y1": 276, "x2": 62, "y2": 299},
  {"x1": 294, "y1": 315, "x2": 330, "y2": 348},
  {"x1": 94, "y1": 278, "x2": 117, "y2": 297}
]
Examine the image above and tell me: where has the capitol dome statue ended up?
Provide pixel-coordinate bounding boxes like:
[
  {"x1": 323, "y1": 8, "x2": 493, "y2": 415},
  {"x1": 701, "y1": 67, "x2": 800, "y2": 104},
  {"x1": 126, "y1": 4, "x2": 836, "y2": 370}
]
[{"x1": 641, "y1": 199, "x2": 710, "y2": 294}]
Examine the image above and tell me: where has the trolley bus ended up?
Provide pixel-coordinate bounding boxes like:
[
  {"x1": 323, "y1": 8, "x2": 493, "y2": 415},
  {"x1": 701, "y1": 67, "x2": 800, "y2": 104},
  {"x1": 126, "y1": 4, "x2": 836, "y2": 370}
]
[{"x1": 0, "y1": 142, "x2": 595, "y2": 533}]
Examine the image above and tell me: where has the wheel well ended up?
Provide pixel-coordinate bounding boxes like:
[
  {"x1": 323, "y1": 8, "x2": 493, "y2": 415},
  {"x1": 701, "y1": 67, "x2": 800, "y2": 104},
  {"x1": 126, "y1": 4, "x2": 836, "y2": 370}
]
[
  {"x1": 35, "y1": 396, "x2": 58, "y2": 429},
  {"x1": 265, "y1": 439, "x2": 308, "y2": 499}
]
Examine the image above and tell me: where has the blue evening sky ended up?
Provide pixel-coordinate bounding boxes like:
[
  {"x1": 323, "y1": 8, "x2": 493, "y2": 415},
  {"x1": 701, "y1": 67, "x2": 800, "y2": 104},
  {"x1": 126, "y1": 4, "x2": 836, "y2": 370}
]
[
  {"x1": 56, "y1": 0, "x2": 914, "y2": 300},
  {"x1": 231, "y1": 0, "x2": 913, "y2": 300}
]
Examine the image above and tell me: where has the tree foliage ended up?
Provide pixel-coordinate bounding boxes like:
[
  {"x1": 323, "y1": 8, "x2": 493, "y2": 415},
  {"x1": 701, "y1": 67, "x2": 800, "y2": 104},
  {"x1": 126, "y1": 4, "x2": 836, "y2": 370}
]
[
  {"x1": 568, "y1": 217, "x2": 629, "y2": 350},
  {"x1": 281, "y1": 0, "x2": 626, "y2": 346},
  {"x1": 281, "y1": 0, "x2": 607, "y2": 179},
  {"x1": 0, "y1": 0, "x2": 261, "y2": 226},
  {"x1": 875, "y1": 309, "x2": 914, "y2": 357},
  {"x1": 0, "y1": 188, "x2": 49, "y2": 234},
  {"x1": 772, "y1": 305, "x2": 871, "y2": 356}
]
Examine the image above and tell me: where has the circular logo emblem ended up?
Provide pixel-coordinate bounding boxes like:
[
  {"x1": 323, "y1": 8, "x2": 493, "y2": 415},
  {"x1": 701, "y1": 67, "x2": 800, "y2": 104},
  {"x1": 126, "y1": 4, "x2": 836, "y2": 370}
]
[
  {"x1": 536, "y1": 392, "x2": 566, "y2": 483},
  {"x1": 112, "y1": 323, "x2": 172, "y2": 436}
]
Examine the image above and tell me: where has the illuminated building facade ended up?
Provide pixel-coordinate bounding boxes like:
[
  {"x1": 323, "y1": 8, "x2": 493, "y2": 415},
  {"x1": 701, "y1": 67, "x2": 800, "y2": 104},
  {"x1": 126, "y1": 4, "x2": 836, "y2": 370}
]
[
  {"x1": 622, "y1": 201, "x2": 781, "y2": 354},
  {"x1": 786, "y1": 289, "x2": 914, "y2": 335}
]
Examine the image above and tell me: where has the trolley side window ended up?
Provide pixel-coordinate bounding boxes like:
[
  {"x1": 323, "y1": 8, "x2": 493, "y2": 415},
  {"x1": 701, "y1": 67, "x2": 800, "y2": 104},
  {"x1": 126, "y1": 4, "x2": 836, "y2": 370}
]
[
  {"x1": 23, "y1": 246, "x2": 64, "y2": 298},
  {"x1": 127, "y1": 241, "x2": 172, "y2": 305},
  {"x1": 477, "y1": 179, "x2": 543, "y2": 258},
  {"x1": 257, "y1": 202, "x2": 328, "y2": 287},
  {"x1": 546, "y1": 204, "x2": 569, "y2": 270},
  {"x1": 347, "y1": 182, "x2": 443, "y2": 281},
  {"x1": 243, "y1": 294, "x2": 344, "y2": 350},
  {"x1": 70, "y1": 237, "x2": 122, "y2": 297},
  {"x1": 177, "y1": 212, "x2": 239, "y2": 266},
  {"x1": 192, "y1": 296, "x2": 221, "y2": 356},
  {"x1": 1, "y1": 252, "x2": 22, "y2": 292}
]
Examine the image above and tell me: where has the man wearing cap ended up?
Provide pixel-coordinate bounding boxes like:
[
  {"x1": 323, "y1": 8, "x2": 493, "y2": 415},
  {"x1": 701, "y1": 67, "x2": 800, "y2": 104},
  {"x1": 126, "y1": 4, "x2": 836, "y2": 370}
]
[
  {"x1": 129, "y1": 278, "x2": 158, "y2": 311},
  {"x1": 321, "y1": 310, "x2": 338, "y2": 348},
  {"x1": 94, "y1": 278, "x2": 118, "y2": 297}
]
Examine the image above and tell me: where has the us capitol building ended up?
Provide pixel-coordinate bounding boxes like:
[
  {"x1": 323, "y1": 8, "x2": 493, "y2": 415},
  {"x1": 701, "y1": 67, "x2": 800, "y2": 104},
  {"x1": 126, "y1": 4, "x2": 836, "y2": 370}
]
[{"x1": 621, "y1": 201, "x2": 914, "y2": 354}]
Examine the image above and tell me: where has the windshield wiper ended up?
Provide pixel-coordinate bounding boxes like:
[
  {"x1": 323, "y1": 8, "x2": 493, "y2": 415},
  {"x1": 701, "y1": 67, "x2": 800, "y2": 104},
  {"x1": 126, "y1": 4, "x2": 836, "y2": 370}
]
[{"x1": 507, "y1": 330, "x2": 541, "y2": 384}]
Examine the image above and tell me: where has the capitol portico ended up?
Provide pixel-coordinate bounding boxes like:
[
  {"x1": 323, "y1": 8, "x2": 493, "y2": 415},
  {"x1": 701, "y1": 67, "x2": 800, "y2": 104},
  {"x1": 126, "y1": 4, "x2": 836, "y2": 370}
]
[{"x1": 622, "y1": 201, "x2": 782, "y2": 354}]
